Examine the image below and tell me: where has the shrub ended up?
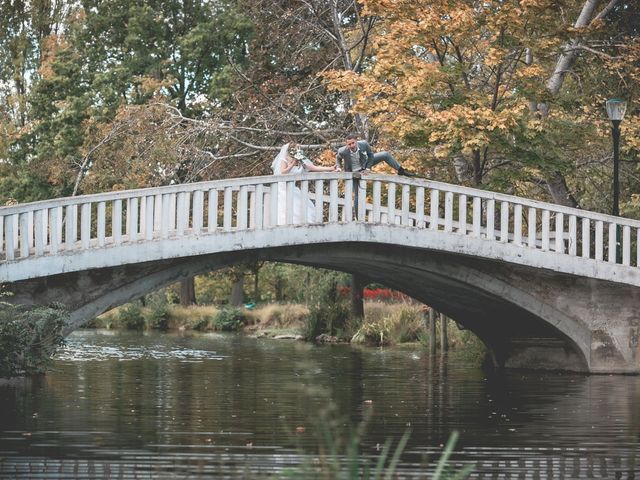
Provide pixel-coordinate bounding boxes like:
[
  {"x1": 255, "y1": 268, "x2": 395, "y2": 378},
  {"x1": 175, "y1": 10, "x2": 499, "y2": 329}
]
[
  {"x1": 118, "y1": 303, "x2": 145, "y2": 330},
  {"x1": 145, "y1": 294, "x2": 169, "y2": 331},
  {"x1": 213, "y1": 307, "x2": 246, "y2": 331},
  {"x1": 0, "y1": 302, "x2": 67, "y2": 378}
]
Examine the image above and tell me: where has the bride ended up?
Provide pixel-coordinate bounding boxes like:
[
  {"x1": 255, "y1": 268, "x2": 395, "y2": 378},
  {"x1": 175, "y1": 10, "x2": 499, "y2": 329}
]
[{"x1": 266, "y1": 143, "x2": 317, "y2": 225}]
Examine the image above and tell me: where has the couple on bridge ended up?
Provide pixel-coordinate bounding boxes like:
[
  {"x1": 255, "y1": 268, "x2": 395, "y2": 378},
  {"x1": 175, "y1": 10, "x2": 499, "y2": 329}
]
[
  {"x1": 272, "y1": 133, "x2": 415, "y2": 177},
  {"x1": 269, "y1": 133, "x2": 415, "y2": 224}
]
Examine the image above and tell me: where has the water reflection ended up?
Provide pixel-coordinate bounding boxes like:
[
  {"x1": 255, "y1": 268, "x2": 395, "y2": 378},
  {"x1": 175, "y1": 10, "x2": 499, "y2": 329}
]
[{"x1": 1, "y1": 330, "x2": 639, "y2": 478}]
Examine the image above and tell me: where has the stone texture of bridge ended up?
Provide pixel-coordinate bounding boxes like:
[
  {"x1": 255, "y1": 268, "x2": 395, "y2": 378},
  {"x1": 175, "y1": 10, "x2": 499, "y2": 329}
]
[{"x1": 2, "y1": 172, "x2": 640, "y2": 373}]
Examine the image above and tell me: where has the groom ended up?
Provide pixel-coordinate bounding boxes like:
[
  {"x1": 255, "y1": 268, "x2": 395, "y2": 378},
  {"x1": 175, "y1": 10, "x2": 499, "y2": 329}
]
[{"x1": 334, "y1": 133, "x2": 416, "y2": 176}]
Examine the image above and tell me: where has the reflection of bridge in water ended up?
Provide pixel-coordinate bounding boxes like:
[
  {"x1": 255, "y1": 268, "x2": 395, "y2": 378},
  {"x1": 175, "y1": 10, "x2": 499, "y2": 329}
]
[{"x1": 2, "y1": 172, "x2": 640, "y2": 372}]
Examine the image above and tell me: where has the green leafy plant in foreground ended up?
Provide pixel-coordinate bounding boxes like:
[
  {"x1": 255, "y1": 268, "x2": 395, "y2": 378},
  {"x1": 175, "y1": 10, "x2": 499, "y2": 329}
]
[{"x1": 282, "y1": 375, "x2": 473, "y2": 479}]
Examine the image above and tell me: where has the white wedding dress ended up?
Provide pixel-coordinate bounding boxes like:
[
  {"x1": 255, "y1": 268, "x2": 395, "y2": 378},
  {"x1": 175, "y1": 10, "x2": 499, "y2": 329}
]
[{"x1": 265, "y1": 144, "x2": 316, "y2": 226}]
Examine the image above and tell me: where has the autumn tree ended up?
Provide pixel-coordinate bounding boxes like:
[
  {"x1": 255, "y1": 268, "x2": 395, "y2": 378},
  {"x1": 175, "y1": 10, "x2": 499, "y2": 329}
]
[{"x1": 326, "y1": 0, "x2": 639, "y2": 210}]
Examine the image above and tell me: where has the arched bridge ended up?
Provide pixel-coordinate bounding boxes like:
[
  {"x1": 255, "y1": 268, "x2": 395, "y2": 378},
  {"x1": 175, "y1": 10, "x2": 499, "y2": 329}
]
[{"x1": 2, "y1": 173, "x2": 640, "y2": 373}]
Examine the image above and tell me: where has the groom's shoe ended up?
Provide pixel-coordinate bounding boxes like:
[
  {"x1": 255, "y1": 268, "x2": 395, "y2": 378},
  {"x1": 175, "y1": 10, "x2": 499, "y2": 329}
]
[{"x1": 398, "y1": 167, "x2": 417, "y2": 177}]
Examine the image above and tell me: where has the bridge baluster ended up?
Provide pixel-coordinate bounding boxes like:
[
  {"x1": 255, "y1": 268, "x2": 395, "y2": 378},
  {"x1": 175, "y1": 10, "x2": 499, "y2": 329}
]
[
  {"x1": 176, "y1": 192, "x2": 187, "y2": 235},
  {"x1": 486, "y1": 199, "x2": 495, "y2": 240},
  {"x1": 160, "y1": 194, "x2": 170, "y2": 238},
  {"x1": 568, "y1": 215, "x2": 577, "y2": 256},
  {"x1": 472, "y1": 197, "x2": 481, "y2": 237},
  {"x1": 314, "y1": 180, "x2": 324, "y2": 222},
  {"x1": 0, "y1": 214, "x2": 3, "y2": 255},
  {"x1": 153, "y1": 194, "x2": 162, "y2": 232},
  {"x1": 637, "y1": 228, "x2": 640, "y2": 267},
  {"x1": 19, "y1": 212, "x2": 29, "y2": 258},
  {"x1": 5, "y1": 215, "x2": 15, "y2": 260},
  {"x1": 329, "y1": 179, "x2": 339, "y2": 223},
  {"x1": 555, "y1": 213, "x2": 564, "y2": 253},
  {"x1": 541, "y1": 210, "x2": 550, "y2": 251},
  {"x1": 97, "y1": 202, "x2": 106, "y2": 247},
  {"x1": 444, "y1": 192, "x2": 453, "y2": 232},
  {"x1": 81, "y1": 203, "x2": 91, "y2": 250},
  {"x1": 401, "y1": 184, "x2": 410, "y2": 226},
  {"x1": 254, "y1": 184, "x2": 264, "y2": 229},
  {"x1": 168, "y1": 193, "x2": 177, "y2": 232},
  {"x1": 458, "y1": 194, "x2": 467, "y2": 234},
  {"x1": 415, "y1": 187, "x2": 425, "y2": 228},
  {"x1": 357, "y1": 179, "x2": 366, "y2": 221},
  {"x1": 193, "y1": 191, "x2": 204, "y2": 234},
  {"x1": 581, "y1": 218, "x2": 590, "y2": 258},
  {"x1": 223, "y1": 187, "x2": 233, "y2": 231},
  {"x1": 268, "y1": 183, "x2": 278, "y2": 227},
  {"x1": 65, "y1": 204, "x2": 78, "y2": 251},
  {"x1": 500, "y1": 201, "x2": 509, "y2": 242},
  {"x1": 595, "y1": 220, "x2": 604, "y2": 261},
  {"x1": 41, "y1": 208, "x2": 48, "y2": 250},
  {"x1": 128, "y1": 198, "x2": 139, "y2": 242},
  {"x1": 513, "y1": 204, "x2": 522, "y2": 245},
  {"x1": 527, "y1": 207, "x2": 537, "y2": 248},
  {"x1": 343, "y1": 179, "x2": 353, "y2": 222},
  {"x1": 113, "y1": 200, "x2": 122, "y2": 245},
  {"x1": 139, "y1": 197, "x2": 147, "y2": 238},
  {"x1": 386, "y1": 183, "x2": 396, "y2": 225},
  {"x1": 372, "y1": 181, "x2": 381, "y2": 223},
  {"x1": 623, "y1": 225, "x2": 631, "y2": 266},
  {"x1": 430, "y1": 190, "x2": 439, "y2": 231},
  {"x1": 285, "y1": 181, "x2": 295, "y2": 225},
  {"x1": 297, "y1": 181, "x2": 308, "y2": 224},
  {"x1": 237, "y1": 186, "x2": 248, "y2": 229},
  {"x1": 50, "y1": 207, "x2": 63, "y2": 253},
  {"x1": 144, "y1": 196, "x2": 154, "y2": 240},
  {"x1": 208, "y1": 189, "x2": 218, "y2": 231},
  {"x1": 12, "y1": 215, "x2": 18, "y2": 253},
  {"x1": 34, "y1": 210, "x2": 44, "y2": 256},
  {"x1": 608, "y1": 223, "x2": 617, "y2": 264},
  {"x1": 27, "y1": 211, "x2": 34, "y2": 250}
]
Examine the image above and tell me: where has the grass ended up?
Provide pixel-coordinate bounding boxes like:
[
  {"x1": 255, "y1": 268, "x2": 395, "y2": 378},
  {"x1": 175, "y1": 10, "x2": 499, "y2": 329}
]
[{"x1": 89, "y1": 301, "x2": 487, "y2": 363}]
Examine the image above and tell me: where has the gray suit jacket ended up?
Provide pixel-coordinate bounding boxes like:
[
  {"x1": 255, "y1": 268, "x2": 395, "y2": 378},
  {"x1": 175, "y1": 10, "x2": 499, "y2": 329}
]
[{"x1": 335, "y1": 140, "x2": 374, "y2": 172}]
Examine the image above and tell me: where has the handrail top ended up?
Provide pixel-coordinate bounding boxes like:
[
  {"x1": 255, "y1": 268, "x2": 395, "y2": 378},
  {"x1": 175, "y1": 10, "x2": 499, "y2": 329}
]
[{"x1": 0, "y1": 172, "x2": 638, "y2": 228}]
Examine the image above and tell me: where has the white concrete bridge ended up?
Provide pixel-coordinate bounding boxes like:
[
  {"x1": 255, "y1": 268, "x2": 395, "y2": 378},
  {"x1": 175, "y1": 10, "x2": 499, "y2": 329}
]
[{"x1": 2, "y1": 172, "x2": 640, "y2": 373}]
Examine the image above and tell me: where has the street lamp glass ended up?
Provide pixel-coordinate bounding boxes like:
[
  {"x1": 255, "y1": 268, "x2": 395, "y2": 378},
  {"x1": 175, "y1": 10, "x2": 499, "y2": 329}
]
[{"x1": 606, "y1": 99, "x2": 627, "y2": 121}]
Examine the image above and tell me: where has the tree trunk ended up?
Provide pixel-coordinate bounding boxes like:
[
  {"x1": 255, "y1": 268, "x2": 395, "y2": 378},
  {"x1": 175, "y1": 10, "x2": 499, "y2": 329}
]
[
  {"x1": 180, "y1": 277, "x2": 196, "y2": 306},
  {"x1": 230, "y1": 276, "x2": 244, "y2": 307},
  {"x1": 545, "y1": 171, "x2": 579, "y2": 207},
  {"x1": 350, "y1": 274, "x2": 365, "y2": 322},
  {"x1": 534, "y1": 0, "x2": 606, "y2": 208},
  {"x1": 429, "y1": 309, "x2": 437, "y2": 355},
  {"x1": 253, "y1": 270, "x2": 260, "y2": 303},
  {"x1": 440, "y1": 313, "x2": 448, "y2": 352},
  {"x1": 274, "y1": 274, "x2": 284, "y2": 302}
]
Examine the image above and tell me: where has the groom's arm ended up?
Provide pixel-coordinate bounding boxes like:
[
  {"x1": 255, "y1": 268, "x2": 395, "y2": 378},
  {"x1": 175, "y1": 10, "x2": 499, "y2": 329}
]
[
  {"x1": 335, "y1": 150, "x2": 344, "y2": 171},
  {"x1": 362, "y1": 142, "x2": 374, "y2": 169}
]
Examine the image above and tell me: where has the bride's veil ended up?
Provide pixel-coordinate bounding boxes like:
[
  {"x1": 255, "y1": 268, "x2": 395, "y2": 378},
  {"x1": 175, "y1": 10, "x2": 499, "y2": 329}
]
[{"x1": 271, "y1": 143, "x2": 290, "y2": 175}]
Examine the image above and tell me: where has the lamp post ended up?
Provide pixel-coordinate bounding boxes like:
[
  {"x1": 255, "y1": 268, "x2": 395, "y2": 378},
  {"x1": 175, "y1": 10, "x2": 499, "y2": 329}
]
[{"x1": 606, "y1": 98, "x2": 627, "y2": 217}]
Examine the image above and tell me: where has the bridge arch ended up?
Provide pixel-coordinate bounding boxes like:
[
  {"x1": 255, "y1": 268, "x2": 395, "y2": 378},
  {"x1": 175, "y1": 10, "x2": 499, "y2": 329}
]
[{"x1": 3, "y1": 173, "x2": 640, "y2": 372}]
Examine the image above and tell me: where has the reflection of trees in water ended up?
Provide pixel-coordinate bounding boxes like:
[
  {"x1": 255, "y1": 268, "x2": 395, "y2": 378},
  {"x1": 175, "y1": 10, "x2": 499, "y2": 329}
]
[{"x1": 3, "y1": 333, "x2": 640, "y2": 477}]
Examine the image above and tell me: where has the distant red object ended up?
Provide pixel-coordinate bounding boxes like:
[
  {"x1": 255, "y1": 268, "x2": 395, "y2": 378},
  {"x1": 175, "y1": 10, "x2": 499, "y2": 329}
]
[{"x1": 338, "y1": 286, "x2": 407, "y2": 302}]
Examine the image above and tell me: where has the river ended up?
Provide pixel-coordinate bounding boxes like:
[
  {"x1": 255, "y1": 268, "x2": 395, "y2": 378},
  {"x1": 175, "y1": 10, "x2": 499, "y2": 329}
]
[{"x1": 1, "y1": 330, "x2": 639, "y2": 478}]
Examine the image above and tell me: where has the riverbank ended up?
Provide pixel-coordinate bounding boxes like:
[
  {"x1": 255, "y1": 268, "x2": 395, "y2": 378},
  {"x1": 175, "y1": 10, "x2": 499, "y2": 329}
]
[{"x1": 89, "y1": 301, "x2": 486, "y2": 359}]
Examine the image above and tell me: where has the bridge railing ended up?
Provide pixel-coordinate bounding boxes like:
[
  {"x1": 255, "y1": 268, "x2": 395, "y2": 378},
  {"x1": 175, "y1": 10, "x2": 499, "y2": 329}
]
[{"x1": 1, "y1": 172, "x2": 640, "y2": 268}]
